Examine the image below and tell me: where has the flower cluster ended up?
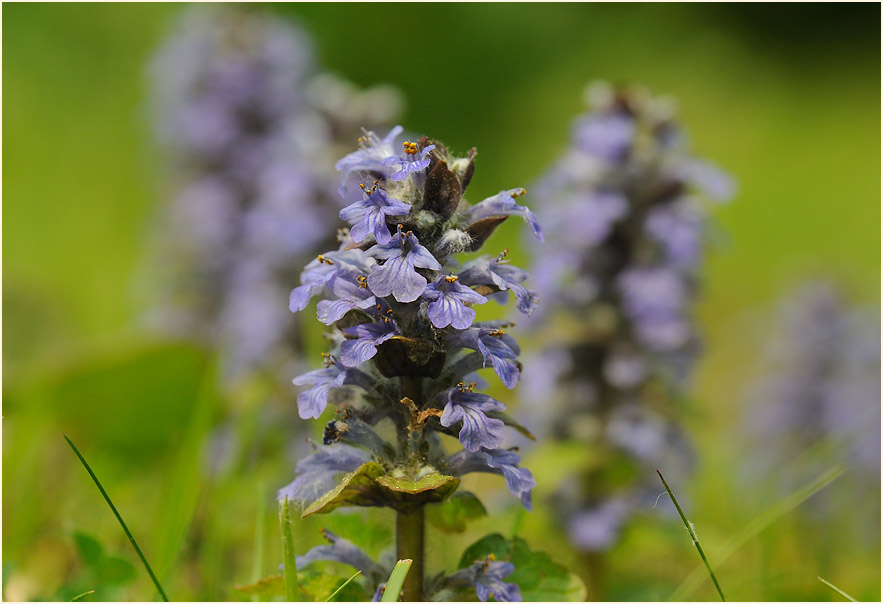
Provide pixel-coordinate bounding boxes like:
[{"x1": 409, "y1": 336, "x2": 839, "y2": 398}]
[
  {"x1": 281, "y1": 126, "x2": 540, "y2": 600},
  {"x1": 521, "y1": 82, "x2": 734, "y2": 551},
  {"x1": 743, "y1": 282, "x2": 880, "y2": 493},
  {"x1": 146, "y1": 6, "x2": 401, "y2": 385}
]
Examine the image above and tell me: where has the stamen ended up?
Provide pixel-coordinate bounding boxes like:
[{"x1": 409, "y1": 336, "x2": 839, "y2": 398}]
[
  {"x1": 403, "y1": 140, "x2": 420, "y2": 155},
  {"x1": 317, "y1": 254, "x2": 334, "y2": 265},
  {"x1": 488, "y1": 329, "x2": 505, "y2": 337},
  {"x1": 512, "y1": 188, "x2": 527, "y2": 198},
  {"x1": 444, "y1": 275, "x2": 459, "y2": 283},
  {"x1": 456, "y1": 381, "x2": 476, "y2": 392}
]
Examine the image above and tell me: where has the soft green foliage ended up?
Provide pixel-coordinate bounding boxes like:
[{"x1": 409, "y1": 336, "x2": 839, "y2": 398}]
[
  {"x1": 426, "y1": 492, "x2": 488, "y2": 533},
  {"x1": 3, "y1": 3, "x2": 879, "y2": 602},
  {"x1": 668, "y1": 466, "x2": 845, "y2": 601},
  {"x1": 458, "y1": 534, "x2": 587, "y2": 601},
  {"x1": 64, "y1": 435, "x2": 169, "y2": 602},
  {"x1": 233, "y1": 570, "x2": 368, "y2": 602}
]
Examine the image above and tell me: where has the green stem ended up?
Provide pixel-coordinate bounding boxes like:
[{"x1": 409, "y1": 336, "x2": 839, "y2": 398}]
[
  {"x1": 578, "y1": 551, "x2": 605, "y2": 602},
  {"x1": 397, "y1": 375, "x2": 425, "y2": 601},
  {"x1": 396, "y1": 508, "x2": 424, "y2": 601}
]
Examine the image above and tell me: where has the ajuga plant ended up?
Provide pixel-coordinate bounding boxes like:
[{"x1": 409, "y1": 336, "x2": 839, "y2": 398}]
[
  {"x1": 280, "y1": 125, "x2": 545, "y2": 602},
  {"x1": 742, "y1": 282, "x2": 880, "y2": 536},
  {"x1": 147, "y1": 6, "x2": 400, "y2": 391},
  {"x1": 521, "y1": 83, "x2": 734, "y2": 567}
]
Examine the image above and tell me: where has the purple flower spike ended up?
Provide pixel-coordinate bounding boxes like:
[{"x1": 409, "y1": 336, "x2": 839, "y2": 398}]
[
  {"x1": 289, "y1": 248, "x2": 375, "y2": 312},
  {"x1": 383, "y1": 140, "x2": 436, "y2": 180},
  {"x1": 446, "y1": 448, "x2": 535, "y2": 509},
  {"x1": 573, "y1": 112, "x2": 635, "y2": 161},
  {"x1": 316, "y1": 267, "x2": 377, "y2": 325},
  {"x1": 423, "y1": 275, "x2": 488, "y2": 330},
  {"x1": 339, "y1": 184, "x2": 411, "y2": 244},
  {"x1": 292, "y1": 359, "x2": 347, "y2": 419},
  {"x1": 440, "y1": 386, "x2": 506, "y2": 452},
  {"x1": 340, "y1": 321, "x2": 397, "y2": 367},
  {"x1": 474, "y1": 561, "x2": 520, "y2": 602},
  {"x1": 484, "y1": 448, "x2": 537, "y2": 510},
  {"x1": 449, "y1": 326, "x2": 522, "y2": 389},
  {"x1": 291, "y1": 353, "x2": 375, "y2": 419},
  {"x1": 459, "y1": 251, "x2": 539, "y2": 316},
  {"x1": 366, "y1": 226, "x2": 441, "y2": 302},
  {"x1": 336, "y1": 125, "x2": 403, "y2": 202},
  {"x1": 466, "y1": 188, "x2": 543, "y2": 242},
  {"x1": 450, "y1": 558, "x2": 521, "y2": 603}
]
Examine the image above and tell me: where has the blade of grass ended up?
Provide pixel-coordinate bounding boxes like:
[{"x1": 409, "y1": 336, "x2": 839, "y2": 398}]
[
  {"x1": 70, "y1": 590, "x2": 96, "y2": 601},
  {"x1": 154, "y1": 355, "x2": 219, "y2": 579},
  {"x1": 63, "y1": 434, "x2": 169, "y2": 602},
  {"x1": 381, "y1": 559, "x2": 413, "y2": 602},
  {"x1": 657, "y1": 470, "x2": 726, "y2": 602},
  {"x1": 668, "y1": 466, "x2": 844, "y2": 601},
  {"x1": 280, "y1": 497, "x2": 300, "y2": 602},
  {"x1": 252, "y1": 480, "x2": 267, "y2": 602},
  {"x1": 817, "y1": 576, "x2": 858, "y2": 602},
  {"x1": 325, "y1": 570, "x2": 362, "y2": 602}
]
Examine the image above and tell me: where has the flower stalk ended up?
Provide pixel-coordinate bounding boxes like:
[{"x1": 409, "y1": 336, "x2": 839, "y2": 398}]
[{"x1": 280, "y1": 126, "x2": 542, "y2": 601}]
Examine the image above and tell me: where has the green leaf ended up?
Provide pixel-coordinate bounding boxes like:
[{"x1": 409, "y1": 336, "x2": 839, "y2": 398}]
[
  {"x1": 302, "y1": 463, "x2": 386, "y2": 517},
  {"x1": 302, "y1": 463, "x2": 460, "y2": 516},
  {"x1": 509, "y1": 538, "x2": 585, "y2": 601},
  {"x1": 322, "y1": 512, "x2": 392, "y2": 559},
  {"x1": 54, "y1": 343, "x2": 211, "y2": 461},
  {"x1": 94, "y1": 556, "x2": 136, "y2": 586},
  {"x1": 457, "y1": 534, "x2": 587, "y2": 602},
  {"x1": 72, "y1": 531, "x2": 103, "y2": 566},
  {"x1": 426, "y1": 492, "x2": 488, "y2": 533},
  {"x1": 375, "y1": 472, "x2": 459, "y2": 496},
  {"x1": 457, "y1": 534, "x2": 510, "y2": 569},
  {"x1": 234, "y1": 575, "x2": 284, "y2": 598}
]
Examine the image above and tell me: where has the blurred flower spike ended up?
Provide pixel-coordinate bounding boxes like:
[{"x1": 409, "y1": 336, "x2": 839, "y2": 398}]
[{"x1": 522, "y1": 81, "x2": 734, "y2": 552}]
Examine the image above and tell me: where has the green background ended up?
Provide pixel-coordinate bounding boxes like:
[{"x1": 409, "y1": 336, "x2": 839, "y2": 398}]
[{"x1": 3, "y1": 3, "x2": 880, "y2": 601}]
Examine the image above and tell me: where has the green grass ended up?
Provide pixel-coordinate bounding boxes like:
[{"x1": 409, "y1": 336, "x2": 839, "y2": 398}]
[
  {"x1": 380, "y1": 560, "x2": 413, "y2": 603},
  {"x1": 3, "y1": 3, "x2": 880, "y2": 602},
  {"x1": 657, "y1": 470, "x2": 726, "y2": 601},
  {"x1": 63, "y1": 435, "x2": 169, "y2": 602}
]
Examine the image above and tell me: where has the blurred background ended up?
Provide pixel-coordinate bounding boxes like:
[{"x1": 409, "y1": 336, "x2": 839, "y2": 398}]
[{"x1": 3, "y1": 3, "x2": 880, "y2": 602}]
